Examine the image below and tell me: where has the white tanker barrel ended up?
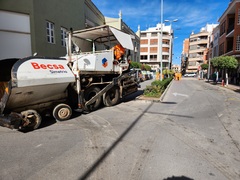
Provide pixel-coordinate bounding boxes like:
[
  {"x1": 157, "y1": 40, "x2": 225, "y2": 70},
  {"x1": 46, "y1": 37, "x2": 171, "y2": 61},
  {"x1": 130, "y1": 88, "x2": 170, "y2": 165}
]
[
  {"x1": 0, "y1": 57, "x2": 76, "y2": 129},
  {"x1": 6, "y1": 57, "x2": 75, "y2": 111}
]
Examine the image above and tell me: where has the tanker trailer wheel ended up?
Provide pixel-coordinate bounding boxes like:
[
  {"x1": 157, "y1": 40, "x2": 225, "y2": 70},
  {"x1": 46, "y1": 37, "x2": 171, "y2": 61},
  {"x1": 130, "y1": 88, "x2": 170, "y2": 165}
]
[
  {"x1": 103, "y1": 86, "x2": 120, "y2": 107},
  {"x1": 53, "y1": 104, "x2": 72, "y2": 121},
  {"x1": 84, "y1": 86, "x2": 102, "y2": 111},
  {"x1": 20, "y1": 110, "x2": 42, "y2": 131}
]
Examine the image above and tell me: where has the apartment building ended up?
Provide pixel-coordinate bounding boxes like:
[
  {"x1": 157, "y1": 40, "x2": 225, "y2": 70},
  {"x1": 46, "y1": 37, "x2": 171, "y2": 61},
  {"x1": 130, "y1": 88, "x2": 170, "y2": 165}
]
[
  {"x1": 140, "y1": 23, "x2": 173, "y2": 71},
  {"x1": 217, "y1": 0, "x2": 240, "y2": 83},
  {"x1": 210, "y1": 25, "x2": 220, "y2": 58},
  {"x1": 0, "y1": 0, "x2": 105, "y2": 59},
  {"x1": 187, "y1": 24, "x2": 217, "y2": 73},
  {"x1": 172, "y1": 64, "x2": 180, "y2": 73},
  {"x1": 218, "y1": 0, "x2": 240, "y2": 58}
]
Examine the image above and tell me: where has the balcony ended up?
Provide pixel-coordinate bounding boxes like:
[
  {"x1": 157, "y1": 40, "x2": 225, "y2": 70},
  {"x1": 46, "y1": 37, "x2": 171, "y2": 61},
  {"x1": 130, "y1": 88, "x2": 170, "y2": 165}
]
[
  {"x1": 188, "y1": 56, "x2": 203, "y2": 61},
  {"x1": 226, "y1": 24, "x2": 234, "y2": 38},
  {"x1": 189, "y1": 48, "x2": 206, "y2": 53},
  {"x1": 187, "y1": 66, "x2": 198, "y2": 70},
  {"x1": 190, "y1": 39, "x2": 208, "y2": 45}
]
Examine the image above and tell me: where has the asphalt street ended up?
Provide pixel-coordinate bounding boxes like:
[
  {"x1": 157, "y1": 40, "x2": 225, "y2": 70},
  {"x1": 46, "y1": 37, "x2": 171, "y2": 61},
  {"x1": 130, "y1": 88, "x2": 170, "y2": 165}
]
[{"x1": 0, "y1": 78, "x2": 240, "y2": 180}]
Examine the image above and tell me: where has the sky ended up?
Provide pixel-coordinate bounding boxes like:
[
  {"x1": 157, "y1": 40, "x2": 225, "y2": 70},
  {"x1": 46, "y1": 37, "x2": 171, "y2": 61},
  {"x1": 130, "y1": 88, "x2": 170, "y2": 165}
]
[{"x1": 91, "y1": 0, "x2": 231, "y2": 65}]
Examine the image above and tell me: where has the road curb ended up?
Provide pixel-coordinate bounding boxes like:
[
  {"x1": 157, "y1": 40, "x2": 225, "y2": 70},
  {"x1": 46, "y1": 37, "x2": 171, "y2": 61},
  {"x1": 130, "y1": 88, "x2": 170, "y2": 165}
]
[{"x1": 160, "y1": 79, "x2": 173, "y2": 102}]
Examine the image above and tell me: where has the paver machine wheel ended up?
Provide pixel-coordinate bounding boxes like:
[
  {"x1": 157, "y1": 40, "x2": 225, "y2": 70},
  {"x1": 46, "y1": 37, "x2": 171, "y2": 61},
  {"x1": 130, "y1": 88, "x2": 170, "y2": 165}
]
[{"x1": 53, "y1": 103, "x2": 72, "y2": 121}]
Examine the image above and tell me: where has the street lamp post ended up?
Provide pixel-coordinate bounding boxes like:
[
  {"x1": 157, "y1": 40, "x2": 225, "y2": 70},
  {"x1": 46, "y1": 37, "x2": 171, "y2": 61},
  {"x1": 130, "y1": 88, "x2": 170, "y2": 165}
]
[
  {"x1": 164, "y1": 19, "x2": 178, "y2": 28},
  {"x1": 159, "y1": 0, "x2": 163, "y2": 81},
  {"x1": 164, "y1": 19, "x2": 178, "y2": 71}
]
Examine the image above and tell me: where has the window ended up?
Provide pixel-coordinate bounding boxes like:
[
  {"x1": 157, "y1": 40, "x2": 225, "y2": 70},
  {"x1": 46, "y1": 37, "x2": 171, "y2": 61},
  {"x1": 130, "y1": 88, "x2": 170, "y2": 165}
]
[
  {"x1": 189, "y1": 45, "x2": 197, "y2": 50},
  {"x1": 236, "y1": 36, "x2": 240, "y2": 51},
  {"x1": 162, "y1": 47, "x2": 169, "y2": 52},
  {"x1": 150, "y1": 47, "x2": 157, "y2": 53},
  {"x1": 189, "y1": 61, "x2": 196, "y2": 66},
  {"x1": 150, "y1": 55, "x2": 157, "y2": 60},
  {"x1": 141, "y1": 39, "x2": 148, "y2": 44},
  {"x1": 61, "y1": 27, "x2": 68, "y2": 47},
  {"x1": 220, "y1": 21, "x2": 226, "y2": 36},
  {"x1": 219, "y1": 42, "x2": 224, "y2": 55},
  {"x1": 150, "y1": 39, "x2": 158, "y2": 45},
  {"x1": 163, "y1": 40, "x2": 169, "y2": 45},
  {"x1": 46, "y1": 21, "x2": 55, "y2": 43},
  {"x1": 140, "y1": 47, "x2": 148, "y2": 52},
  {"x1": 140, "y1": 55, "x2": 148, "y2": 60},
  {"x1": 151, "y1": 33, "x2": 157, "y2": 37},
  {"x1": 163, "y1": 55, "x2": 169, "y2": 60}
]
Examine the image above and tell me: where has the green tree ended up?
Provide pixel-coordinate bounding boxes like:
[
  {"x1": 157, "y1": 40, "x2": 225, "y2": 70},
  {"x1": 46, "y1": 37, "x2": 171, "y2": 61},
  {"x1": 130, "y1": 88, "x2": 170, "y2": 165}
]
[
  {"x1": 130, "y1": 62, "x2": 152, "y2": 71},
  {"x1": 201, "y1": 63, "x2": 208, "y2": 70},
  {"x1": 163, "y1": 69, "x2": 175, "y2": 78},
  {"x1": 211, "y1": 56, "x2": 238, "y2": 85},
  {"x1": 163, "y1": 69, "x2": 168, "y2": 76},
  {"x1": 144, "y1": 64, "x2": 151, "y2": 71},
  {"x1": 130, "y1": 61, "x2": 142, "y2": 69}
]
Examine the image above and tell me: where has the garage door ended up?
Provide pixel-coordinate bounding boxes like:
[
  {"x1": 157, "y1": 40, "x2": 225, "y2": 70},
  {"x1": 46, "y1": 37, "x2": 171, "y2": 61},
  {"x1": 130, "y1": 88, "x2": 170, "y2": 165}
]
[{"x1": 0, "y1": 11, "x2": 31, "y2": 60}]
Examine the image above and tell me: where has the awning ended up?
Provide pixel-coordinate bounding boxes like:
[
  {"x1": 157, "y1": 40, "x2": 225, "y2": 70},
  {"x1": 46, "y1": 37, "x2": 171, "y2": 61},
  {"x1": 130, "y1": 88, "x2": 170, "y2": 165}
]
[
  {"x1": 72, "y1": 25, "x2": 134, "y2": 50},
  {"x1": 109, "y1": 27, "x2": 133, "y2": 50}
]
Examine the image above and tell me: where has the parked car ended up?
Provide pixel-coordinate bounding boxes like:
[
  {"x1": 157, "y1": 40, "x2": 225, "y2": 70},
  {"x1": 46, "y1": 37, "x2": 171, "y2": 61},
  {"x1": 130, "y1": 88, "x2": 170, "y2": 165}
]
[
  {"x1": 184, "y1": 73, "x2": 196, "y2": 77},
  {"x1": 188, "y1": 73, "x2": 196, "y2": 77},
  {"x1": 131, "y1": 68, "x2": 143, "y2": 82}
]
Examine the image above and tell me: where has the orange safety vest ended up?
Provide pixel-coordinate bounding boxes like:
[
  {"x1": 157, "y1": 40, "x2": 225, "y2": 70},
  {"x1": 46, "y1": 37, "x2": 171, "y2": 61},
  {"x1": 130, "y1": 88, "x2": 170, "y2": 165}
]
[{"x1": 113, "y1": 44, "x2": 125, "y2": 60}]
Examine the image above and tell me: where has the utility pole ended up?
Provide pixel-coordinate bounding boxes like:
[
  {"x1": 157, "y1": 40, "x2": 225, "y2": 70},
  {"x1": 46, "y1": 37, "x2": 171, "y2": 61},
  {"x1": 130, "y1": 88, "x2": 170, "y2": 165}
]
[{"x1": 159, "y1": 0, "x2": 163, "y2": 81}]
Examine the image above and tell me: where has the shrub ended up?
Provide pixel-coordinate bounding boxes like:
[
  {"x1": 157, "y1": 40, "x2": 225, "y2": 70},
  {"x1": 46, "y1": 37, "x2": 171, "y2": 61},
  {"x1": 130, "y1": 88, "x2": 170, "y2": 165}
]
[{"x1": 143, "y1": 78, "x2": 172, "y2": 98}]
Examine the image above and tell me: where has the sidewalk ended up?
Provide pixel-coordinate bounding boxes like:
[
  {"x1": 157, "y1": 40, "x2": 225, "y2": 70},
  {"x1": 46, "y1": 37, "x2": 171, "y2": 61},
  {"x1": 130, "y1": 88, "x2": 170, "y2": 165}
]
[{"x1": 205, "y1": 80, "x2": 240, "y2": 92}]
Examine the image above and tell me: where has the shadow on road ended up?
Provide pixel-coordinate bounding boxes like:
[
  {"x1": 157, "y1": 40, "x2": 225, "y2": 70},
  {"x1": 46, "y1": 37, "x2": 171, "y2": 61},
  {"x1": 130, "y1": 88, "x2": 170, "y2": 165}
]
[
  {"x1": 78, "y1": 101, "x2": 154, "y2": 179},
  {"x1": 147, "y1": 111, "x2": 193, "y2": 119},
  {"x1": 163, "y1": 175, "x2": 194, "y2": 180},
  {"x1": 121, "y1": 90, "x2": 144, "y2": 102},
  {"x1": 38, "y1": 116, "x2": 57, "y2": 129},
  {"x1": 161, "y1": 102, "x2": 177, "y2": 104}
]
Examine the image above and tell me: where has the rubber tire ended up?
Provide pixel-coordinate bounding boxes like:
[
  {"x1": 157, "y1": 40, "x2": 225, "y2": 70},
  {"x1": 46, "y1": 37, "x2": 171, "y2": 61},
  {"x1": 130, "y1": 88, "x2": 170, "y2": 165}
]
[
  {"x1": 103, "y1": 86, "x2": 120, "y2": 107},
  {"x1": 53, "y1": 103, "x2": 72, "y2": 121},
  {"x1": 84, "y1": 86, "x2": 102, "y2": 111},
  {"x1": 20, "y1": 110, "x2": 42, "y2": 131}
]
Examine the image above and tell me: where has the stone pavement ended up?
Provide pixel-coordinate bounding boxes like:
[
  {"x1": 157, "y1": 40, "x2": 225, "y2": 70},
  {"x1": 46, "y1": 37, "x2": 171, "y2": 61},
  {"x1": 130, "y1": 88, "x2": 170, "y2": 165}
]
[{"x1": 205, "y1": 79, "x2": 240, "y2": 92}]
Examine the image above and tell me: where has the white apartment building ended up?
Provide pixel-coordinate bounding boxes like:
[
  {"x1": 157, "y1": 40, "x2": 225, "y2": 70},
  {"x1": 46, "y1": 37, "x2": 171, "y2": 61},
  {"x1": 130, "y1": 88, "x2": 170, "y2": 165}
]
[{"x1": 140, "y1": 23, "x2": 173, "y2": 71}]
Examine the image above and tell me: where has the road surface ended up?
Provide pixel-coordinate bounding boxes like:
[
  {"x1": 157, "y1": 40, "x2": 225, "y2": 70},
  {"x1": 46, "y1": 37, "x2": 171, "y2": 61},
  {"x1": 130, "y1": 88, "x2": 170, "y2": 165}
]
[{"x1": 0, "y1": 78, "x2": 240, "y2": 180}]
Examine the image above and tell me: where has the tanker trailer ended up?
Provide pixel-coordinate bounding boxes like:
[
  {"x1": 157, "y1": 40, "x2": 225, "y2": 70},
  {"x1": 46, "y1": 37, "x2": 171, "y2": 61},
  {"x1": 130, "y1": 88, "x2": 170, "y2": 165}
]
[{"x1": 0, "y1": 57, "x2": 75, "y2": 130}]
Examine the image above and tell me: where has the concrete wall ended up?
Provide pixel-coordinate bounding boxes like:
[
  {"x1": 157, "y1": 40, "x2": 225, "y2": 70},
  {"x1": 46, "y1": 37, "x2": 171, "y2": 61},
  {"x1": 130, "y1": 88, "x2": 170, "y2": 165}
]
[{"x1": 0, "y1": 0, "x2": 105, "y2": 58}]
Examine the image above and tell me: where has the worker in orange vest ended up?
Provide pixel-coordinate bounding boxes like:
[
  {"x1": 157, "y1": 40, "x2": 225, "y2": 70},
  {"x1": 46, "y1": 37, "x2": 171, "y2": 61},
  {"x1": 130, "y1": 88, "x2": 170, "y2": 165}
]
[{"x1": 112, "y1": 44, "x2": 125, "y2": 61}]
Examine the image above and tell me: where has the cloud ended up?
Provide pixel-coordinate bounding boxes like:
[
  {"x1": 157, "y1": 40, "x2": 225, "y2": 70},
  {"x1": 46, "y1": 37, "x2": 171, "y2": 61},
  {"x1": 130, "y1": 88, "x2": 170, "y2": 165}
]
[
  {"x1": 92, "y1": 0, "x2": 227, "y2": 33},
  {"x1": 163, "y1": 1, "x2": 220, "y2": 31}
]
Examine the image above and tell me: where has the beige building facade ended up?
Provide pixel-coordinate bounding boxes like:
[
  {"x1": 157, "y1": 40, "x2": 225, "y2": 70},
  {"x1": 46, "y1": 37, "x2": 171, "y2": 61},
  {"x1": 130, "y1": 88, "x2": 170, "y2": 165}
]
[{"x1": 186, "y1": 24, "x2": 217, "y2": 73}]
